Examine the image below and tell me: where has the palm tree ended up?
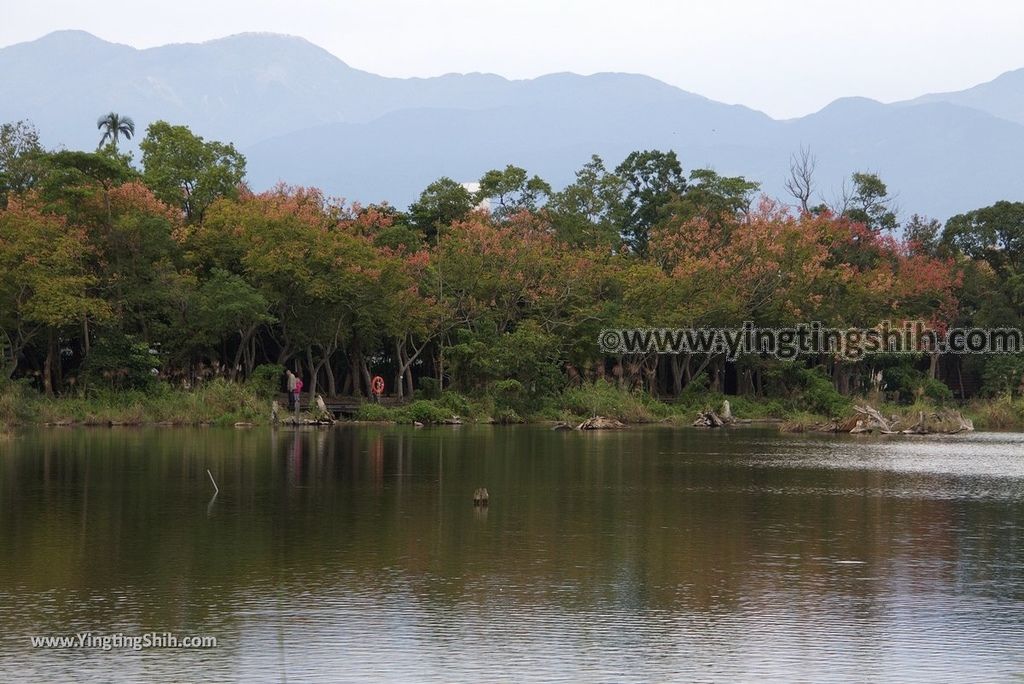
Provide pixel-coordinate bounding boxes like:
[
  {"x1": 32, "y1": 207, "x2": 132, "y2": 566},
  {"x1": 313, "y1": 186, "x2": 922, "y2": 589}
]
[{"x1": 96, "y1": 112, "x2": 135, "y2": 149}]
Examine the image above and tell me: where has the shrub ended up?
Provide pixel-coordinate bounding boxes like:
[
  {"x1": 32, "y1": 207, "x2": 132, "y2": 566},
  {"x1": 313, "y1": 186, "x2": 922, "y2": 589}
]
[
  {"x1": 417, "y1": 376, "x2": 441, "y2": 399},
  {"x1": 248, "y1": 364, "x2": 285, "y2": 399},
  {"x1": 354, "y1": 403, "x2": 395, "y2": 422},
  {"x1": 981, "y1": 355, "x2": 1024, "y2": 397},
  {"x1": 448, "y1": 321, "x2": 563, "y2": 405},
  {"x1": 882, "y1": 365, "x2": 955, "y2": 405},
  {"x1": 438, "y1": 391, "x2": 471, "y2": 417},
  {"x1": 492, "y1": 408, "x2": 524, "y2": 424},
  {"x1": 922, "y1": 377, "x2": 954, "y2": 404},
  {"x1": 406, "y1": 400, "x2": 453, "y2": 424},
  {"x1": 81, "y1": 330, "x2": 159, "y2": 392},
  {"x1": 800, "y1": 371, "x2": 850, "y2": 417},
  {"x1": 766, "y1": 364, "x2": 849, "y2": 417},
  {"x1": 728, "y1": 395, "x2": 787, "y2": 419},
  {"x1": 560, "y1": 380, "x2": 658, "y2": 423},
  {"x1": 491, "y1": 378, "x2": 527, "y2": 414}
]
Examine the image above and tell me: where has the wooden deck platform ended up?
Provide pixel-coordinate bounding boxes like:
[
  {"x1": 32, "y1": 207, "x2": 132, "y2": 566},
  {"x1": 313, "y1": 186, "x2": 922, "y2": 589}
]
[{"x1": 281, "y1": 394, "x2": 406, "y2": 418}]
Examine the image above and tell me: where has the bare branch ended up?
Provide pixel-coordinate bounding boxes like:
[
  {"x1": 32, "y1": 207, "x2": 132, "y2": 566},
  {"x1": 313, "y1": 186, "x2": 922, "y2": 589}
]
[{"x1": 783, "y1": 145, "x2": 816, "y2": 213}]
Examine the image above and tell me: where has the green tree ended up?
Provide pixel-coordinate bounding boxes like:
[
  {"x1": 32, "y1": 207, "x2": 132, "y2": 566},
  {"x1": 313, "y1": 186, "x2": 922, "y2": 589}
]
[
  {"x1": 35, "y1": 150, "x2": 135, "y2": 223},
  {"x1": 408, "y1": 177, "x2": 475, "y2": 241},
  {"x1": 192, "y1": 269, "x2": 274, "y2": 380},
  {"x1": 614, "y1": 150, "x2": 687, "y2": 257},
  {"x1": 476, "y1": 165, "x2": 551, "y2": 220},
  {"x1": 844, "y1": 172, "x2": 897, "y2": 232},
  {"x1": 904, "y1": 214, "x2": 942, "y2": 257},
  {"x1": 944, "y1": 201, "x2": 1024, "y2": 316},
  {"x1": 82, "y1": 181, "x2": 184, "y2": 353},
  {"x1": 547, "y1": 155, "x2": 625, "y2": 248},
  {"x1": 670, "y1": 168, "x2": 760, "y2": 226},
  {"x1": 140, "y1": 121, "x2": 246, "y2": 223},
  {"x1": 0, "y1": 120, "x2": 43, "y2": 207},
  {"x1": 97, "y1": 112, "x2": 136, "y2": 149}
]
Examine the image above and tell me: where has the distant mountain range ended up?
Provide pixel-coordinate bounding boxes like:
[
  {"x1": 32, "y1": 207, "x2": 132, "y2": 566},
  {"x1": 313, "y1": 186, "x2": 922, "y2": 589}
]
[{"x1": 3, "y1": 30, "x2": 1023, "y2": 219}]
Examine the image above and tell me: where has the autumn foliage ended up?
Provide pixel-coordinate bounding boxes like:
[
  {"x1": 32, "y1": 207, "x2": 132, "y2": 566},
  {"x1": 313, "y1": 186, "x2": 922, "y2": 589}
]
[{"x1": 0, "y1": 128, "x2": 983, "y2": 403}]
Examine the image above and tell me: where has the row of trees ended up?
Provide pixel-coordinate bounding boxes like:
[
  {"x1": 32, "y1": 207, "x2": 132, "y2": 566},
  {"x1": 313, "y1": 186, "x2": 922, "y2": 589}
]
[{"x1": 0, "y1": 117, "x2": 1020, "y2": 405}]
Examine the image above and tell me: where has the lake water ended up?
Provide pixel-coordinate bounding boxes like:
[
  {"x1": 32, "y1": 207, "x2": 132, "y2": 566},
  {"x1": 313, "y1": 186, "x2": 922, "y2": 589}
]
[{"x1": 1, "y1": 425, "x2": 1022, "y2": 682}]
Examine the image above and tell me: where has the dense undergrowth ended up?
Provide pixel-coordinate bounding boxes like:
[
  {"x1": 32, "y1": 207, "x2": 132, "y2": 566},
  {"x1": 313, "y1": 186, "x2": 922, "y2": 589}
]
[{"x1": 1, "y1": 376, "x2": 1019, "y2": 432}]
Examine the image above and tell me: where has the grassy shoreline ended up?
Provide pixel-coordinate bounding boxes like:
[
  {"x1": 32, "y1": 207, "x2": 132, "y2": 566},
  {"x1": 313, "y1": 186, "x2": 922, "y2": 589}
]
[{"x1": 1, "y1": 379, "x2": 1021, "y2": 432}]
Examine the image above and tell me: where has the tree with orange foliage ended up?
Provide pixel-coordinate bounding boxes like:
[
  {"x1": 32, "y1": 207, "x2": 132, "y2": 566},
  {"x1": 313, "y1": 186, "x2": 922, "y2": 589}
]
[{"x1": 0, "y1": 200, "x2": 109, "y2": 389}]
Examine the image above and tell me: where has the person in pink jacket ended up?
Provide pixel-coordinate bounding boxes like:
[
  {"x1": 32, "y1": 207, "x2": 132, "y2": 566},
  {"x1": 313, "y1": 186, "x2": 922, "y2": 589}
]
[{"x1": 292, "y1": 375, "x2": 303, "y2": 417}]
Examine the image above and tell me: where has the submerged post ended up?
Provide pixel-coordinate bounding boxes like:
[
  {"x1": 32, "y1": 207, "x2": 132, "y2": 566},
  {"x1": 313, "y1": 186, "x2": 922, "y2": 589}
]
[{"x1": 473, "y1": 487, "x2": 489, "y2": 507}]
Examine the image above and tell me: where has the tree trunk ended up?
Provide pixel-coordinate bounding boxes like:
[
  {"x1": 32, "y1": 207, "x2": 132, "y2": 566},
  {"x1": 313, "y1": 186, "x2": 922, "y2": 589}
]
[
  {"x1": 326, "y1": 359, "x2": 337, "y2": 398},
  {"x1": 394, "y1": 340, "x2": 405, "y2": 400},
  {"x1": 243, "y1": 335, "x2": 256, "y2": 378},
  {"x1": 839, "y1": 367, "x2": 851, "y2": 396},
  {"x1": 642, "y1": 355, "x2": 658, "y2": 397},
  {"x1": 305, "y1": 347, "x2": 318, "y2": 399},
  {"x1": 957, "y1": 357, "x2": 966, "y2": 400},
  {"x1": 360, "y1": 356, "x2": 373, "y2": 398},
  {"x1": 437, "y1": 345, "x2": 444, "y2": 388},
  {"x1": 43, "y1": 330, "x2": 56, "y2": 396},
  {"x1": 670, "y1": 355, "x2": 684, "y2": 396},
  {"x1": 230, "y1": 338, "x2": 245, "y2": 382},
  {"x1": 348, "y1": 350, "x2": 364, "y2": 397}
]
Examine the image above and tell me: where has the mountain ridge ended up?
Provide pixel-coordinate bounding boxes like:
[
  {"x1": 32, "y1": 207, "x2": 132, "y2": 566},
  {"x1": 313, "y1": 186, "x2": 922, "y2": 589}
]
[{"x1": 2, "y1": 30, "x2": 1022, "y2": 218}]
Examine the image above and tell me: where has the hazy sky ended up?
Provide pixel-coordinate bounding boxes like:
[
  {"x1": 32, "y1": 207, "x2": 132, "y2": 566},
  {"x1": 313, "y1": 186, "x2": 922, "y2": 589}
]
[{"x1": 4, "y1": 0, "x2": 1024, "y2": 119}]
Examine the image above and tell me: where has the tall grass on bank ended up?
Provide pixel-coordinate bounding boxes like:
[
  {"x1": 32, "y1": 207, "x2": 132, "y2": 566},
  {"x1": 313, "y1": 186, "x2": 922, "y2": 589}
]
[
  {"x1": 0, "y1": 381, "x2": 38, "y2": 429},
  {"x1": 4, "y1": 379, "x2": 265, "y2": 427},
  {"x1": 964, "y1": 395, "x2": 1024, "y2": 430},
  {"x1": 6, "y1": 375, "x2": 1024, "y2": 431},
  {"x1": 559, "y1": 381, "x2": 674, "y2": 423}
]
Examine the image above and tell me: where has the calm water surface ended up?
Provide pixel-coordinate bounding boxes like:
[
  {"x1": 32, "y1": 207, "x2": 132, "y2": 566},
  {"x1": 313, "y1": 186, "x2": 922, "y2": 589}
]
[{"x1": 0, "y1": 425, "x2": 1022, "y2": 682}]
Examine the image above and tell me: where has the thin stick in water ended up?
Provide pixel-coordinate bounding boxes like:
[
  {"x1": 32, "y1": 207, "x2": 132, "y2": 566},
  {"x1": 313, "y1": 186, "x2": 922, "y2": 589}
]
[{"x1": 207, "y1": 469, "x2": 220, "y2": 495}]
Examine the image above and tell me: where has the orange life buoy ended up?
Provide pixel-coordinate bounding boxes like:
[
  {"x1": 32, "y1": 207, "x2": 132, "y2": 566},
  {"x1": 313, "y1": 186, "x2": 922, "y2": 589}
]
[{"x1": 370, "y1": 375, "x2": 385, "y2": 396}]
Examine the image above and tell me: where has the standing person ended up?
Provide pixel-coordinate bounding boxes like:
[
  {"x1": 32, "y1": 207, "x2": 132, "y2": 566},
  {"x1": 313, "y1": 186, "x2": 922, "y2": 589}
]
[
  {"x1": 286, "y1": 370, "x2": 297, "y2": 410},
  {"x1": 293, "y1": 375, "x2": 304, "y2": 419}
]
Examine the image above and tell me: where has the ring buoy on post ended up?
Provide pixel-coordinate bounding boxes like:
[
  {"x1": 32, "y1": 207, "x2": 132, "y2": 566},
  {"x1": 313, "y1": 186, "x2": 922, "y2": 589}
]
[{"x1": 370, "y1": 375, "x2": 385, "y2": 401}]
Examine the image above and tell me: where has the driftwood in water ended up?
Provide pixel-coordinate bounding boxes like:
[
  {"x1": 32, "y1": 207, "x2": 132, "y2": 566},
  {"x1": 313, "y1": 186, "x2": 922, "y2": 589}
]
[
  {"x1": 850, "y1": 405, "x2": 898, "y2": 434},
  {"x1": 850, "y1": 405, "x2": 973, "y2": 435},
  {"x1": 694, "y1": 401, "x2": 738, "y2": 428},
  {"x1": 693, "y1": 410, "x2": 725, "y2": 428},
  {"x1": 947, "y1": 410, "x2": 975, "y2": 434},
  {"x1": 902, "y1": 411, "x2": 928, "y2": 435},
  {"x1": 900, "y1": 409, "x2": 974, "y2": 435},
  {"x1": 576, "y1": 416, "x2": 626, "y2": 430},
  {"x1": 784, "y1": 404, "x2": 974, "y2": 435}
]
